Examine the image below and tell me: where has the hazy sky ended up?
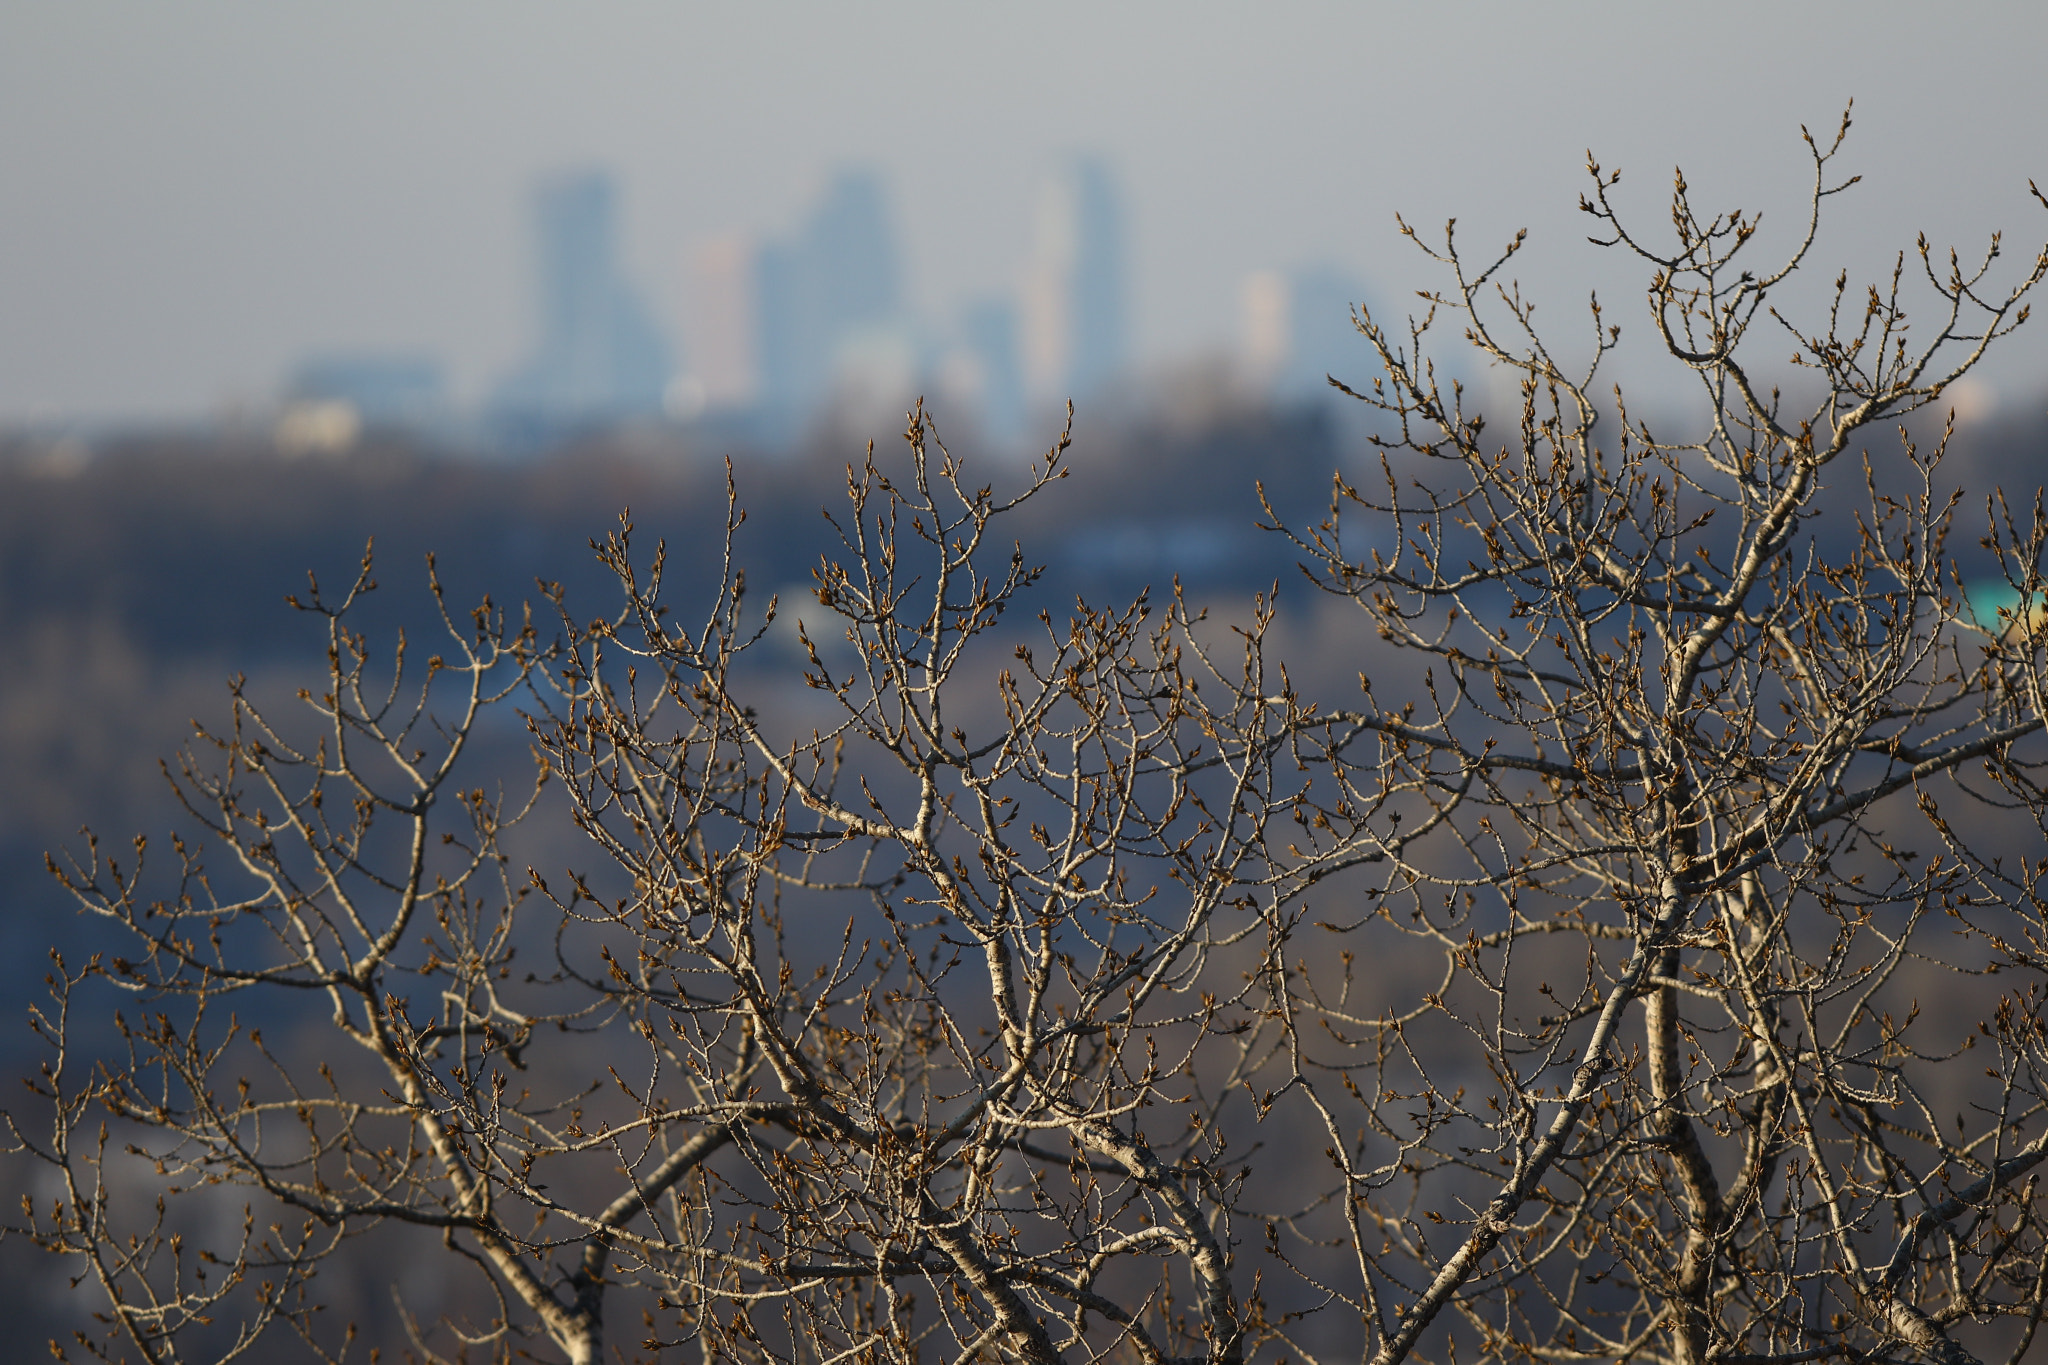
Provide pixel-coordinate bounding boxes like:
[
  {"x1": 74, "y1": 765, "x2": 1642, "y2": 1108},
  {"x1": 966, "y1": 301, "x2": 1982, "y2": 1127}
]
[{"x1": 5, "y1": 2, "x2": 2046, "y2": 424}]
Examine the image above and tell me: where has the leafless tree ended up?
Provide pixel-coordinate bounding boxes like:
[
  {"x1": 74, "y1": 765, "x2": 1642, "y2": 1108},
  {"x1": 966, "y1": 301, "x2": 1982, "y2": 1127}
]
[
  {"x1": 11, "y1": 109, "x2": 2048, "y2": 1365},
  {"x1": 1258, "y1": 107, "x2": 2048, "y2": 1365}
]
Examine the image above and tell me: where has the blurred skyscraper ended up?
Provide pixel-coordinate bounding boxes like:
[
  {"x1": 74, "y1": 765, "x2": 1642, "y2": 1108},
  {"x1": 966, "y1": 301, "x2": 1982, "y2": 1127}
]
[
  {"x1": 492, "y1": 169, "x2": 673, "y2": 433},
  {"x1": 753, "y1": 237, "x2": 810, "y2": 421},
  {"x1": 1022, "y1": 156, "x2": 1127, "y2": 405},
  {"x1": 682, "y1": 235, "x2": 761, "y2": 412},
  {"x1": 750, "y1": 169, "x2": 909, "y2": 434},
  {"x1": 1239, "y1": 264, "x2": 1374, "y2": 403},
  {"x1": 959, "y1": 298, "x2": 1026, "y2": 442},
  {"x1": 804, "y1": 171, "x2": 901, "y2": 358}
]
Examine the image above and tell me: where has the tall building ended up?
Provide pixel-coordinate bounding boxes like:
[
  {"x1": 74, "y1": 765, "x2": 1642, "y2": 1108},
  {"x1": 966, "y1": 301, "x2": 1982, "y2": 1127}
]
[
  {"x1": 1239, "y1": 264, "x2": 1374, "y2": 403},
  {"x1": 493, "y1": 169, "x2": 673, "y2": 429},
  {"x1": 1287, "y1": 265, "x2": 1372, "y2": 399},
  {"x1": 683, "y1": 235, "x2": 761, "y2": 411},
  {"x1": 803, "y1": 171, "x2": 901, "y2": 355},
  {"x1": 752, "y1": 168, "x2": 909, "y2": 428},
  {"x1": 1239, "y1": 270, "x2": 1291, "y2": 390},
  {"x1": 959, "y1": 298, "x2": 1026, "y2": 442},
  {"x1": 1022, "y1": 156, "x2": 1128, "y2": 404},
  {"x1": 753, "y1": 236, "x2": 813, "y2": 419}
]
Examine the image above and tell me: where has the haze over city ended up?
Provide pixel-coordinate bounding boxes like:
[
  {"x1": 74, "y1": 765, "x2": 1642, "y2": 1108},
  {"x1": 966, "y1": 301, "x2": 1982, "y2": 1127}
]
[{"x1": 6, "y1": 1, "x2": 2048, "y2": 434}]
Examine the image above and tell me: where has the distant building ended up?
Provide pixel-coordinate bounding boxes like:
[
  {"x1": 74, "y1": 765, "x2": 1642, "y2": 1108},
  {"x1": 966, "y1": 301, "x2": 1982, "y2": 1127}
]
[
  {"x1": 749, "y1": 169, "x2": 912, "y2": 432},
  {"x1": 803, "y1": 170, "x2": 902, "y2": 360},
  {"x1": 753, "y1": 236, "x2": 813, "y2": 423},
  {"x1": 1239, "y1": 265, "x2": 1375, "y2": 403},
  {"x1": 492, "y1": 169, "x2": 674, "y2": 432},
  {"x1": 682, "y1": 235, "x2": 762, "y2": 412},
  {"x1": 1022, "y1": 156, "x2": 1127, "y2": 405},
  {"x1": 1239, "y1": 271, "x2": 1291, "y2": 390},
  {"x1": 957, "y1": 298, "x2": 1026, "y2": 443}
]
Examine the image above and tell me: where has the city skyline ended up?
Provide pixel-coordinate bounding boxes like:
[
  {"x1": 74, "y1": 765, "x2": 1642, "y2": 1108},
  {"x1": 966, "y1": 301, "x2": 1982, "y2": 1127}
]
[
  {"x1": 5, "y1": 5, "x2": 2046, "y2": 426},
  {"x1": 438, "y1": 153, "x2": 1354, "y2": 447},
  {"x1": 677, "y1": 155, "x2": 1138, "y2": 440}
]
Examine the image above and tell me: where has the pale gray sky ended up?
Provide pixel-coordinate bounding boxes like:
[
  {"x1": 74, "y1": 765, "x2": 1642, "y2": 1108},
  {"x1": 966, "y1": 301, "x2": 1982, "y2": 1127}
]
[{"x1": 3, "y1": 1, "x2": 2045, "y2": 423}]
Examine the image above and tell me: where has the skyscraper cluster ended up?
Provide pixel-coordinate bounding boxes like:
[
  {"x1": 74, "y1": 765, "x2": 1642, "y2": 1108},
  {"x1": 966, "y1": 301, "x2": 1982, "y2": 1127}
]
[
  {"x1": 680, "y1": 154, "x2": 1132, "y2": 446},
  {"x1": 281, "y1": 155, "x2": 1377, "y2": 455}
]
